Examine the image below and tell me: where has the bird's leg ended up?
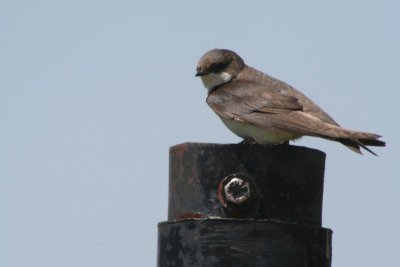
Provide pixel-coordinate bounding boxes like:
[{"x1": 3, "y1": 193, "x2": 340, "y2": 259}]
[{"x1": 239, "y1": 138, "x2": 257, "y2": 145}]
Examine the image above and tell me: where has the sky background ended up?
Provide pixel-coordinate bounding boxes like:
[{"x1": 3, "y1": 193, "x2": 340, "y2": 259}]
[{"x1": 1, "y1": 1, "x2": 399, "y2": 266}]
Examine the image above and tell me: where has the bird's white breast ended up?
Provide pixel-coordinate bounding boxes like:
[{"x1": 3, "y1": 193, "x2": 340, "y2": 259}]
[
  {"x1": 200, "y1": 72, "x2": 232, "y2": 91},
  {"x1": 220, "y1": 117, "x2": 299, "y2": 145}
]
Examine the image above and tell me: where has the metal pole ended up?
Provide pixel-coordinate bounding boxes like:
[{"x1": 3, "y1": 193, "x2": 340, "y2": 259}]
[{"x1": 158, "y1": 143, "x2": 332, "y2": 267}]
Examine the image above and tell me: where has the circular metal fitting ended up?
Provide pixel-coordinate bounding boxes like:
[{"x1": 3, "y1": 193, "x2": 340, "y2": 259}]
[
  {"x1": 224, "y1": 177, "x2": 251, "y2": 205},
  {"x1": 217, "y1": 173, "x2": 258, "y2": 216}
]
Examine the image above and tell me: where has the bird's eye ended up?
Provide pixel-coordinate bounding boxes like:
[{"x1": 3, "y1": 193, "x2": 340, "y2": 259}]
[{"x1": 213, "y1": 62, "x2": 228, "y2": 71}]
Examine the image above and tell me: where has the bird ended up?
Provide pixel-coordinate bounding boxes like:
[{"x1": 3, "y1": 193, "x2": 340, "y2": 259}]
[{"x1": 195, "y1": 48, "x2": 385, "y2": 155}]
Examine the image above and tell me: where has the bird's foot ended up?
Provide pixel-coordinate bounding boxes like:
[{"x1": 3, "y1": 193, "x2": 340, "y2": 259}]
[
  {"x1": 239, "y1": 138, "x2": 257, "y2": 145},
  {"x1": 280, "y1": 141, "x2": 290, "y2": 146}
]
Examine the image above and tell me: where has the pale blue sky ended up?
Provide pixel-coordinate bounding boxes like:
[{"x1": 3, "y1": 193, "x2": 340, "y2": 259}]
[{"x1": 1, "y1": 1, "x2": 399, "y2": 266}]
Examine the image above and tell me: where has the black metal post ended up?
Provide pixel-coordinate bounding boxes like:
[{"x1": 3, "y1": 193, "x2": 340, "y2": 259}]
[{"x1": 158, "y1": 143, "x2": 332, "y2": 267}]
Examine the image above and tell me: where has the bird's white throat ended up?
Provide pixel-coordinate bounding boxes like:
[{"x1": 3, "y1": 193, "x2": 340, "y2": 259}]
[{"x1": 200, "y1": 72, "x2": 232, "y2": 90}]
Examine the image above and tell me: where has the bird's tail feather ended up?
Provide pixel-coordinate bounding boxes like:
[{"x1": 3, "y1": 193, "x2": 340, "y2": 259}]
[
  {"x1": 337, "y1": 138, "x2": 382, "y2": 156},
  {"x1": 322, "y1": 126, "x2": 385, "y2": 156}
]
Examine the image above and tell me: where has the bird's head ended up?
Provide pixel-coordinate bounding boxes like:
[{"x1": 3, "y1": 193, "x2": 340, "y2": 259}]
[{"x1": 196, "y1": 49, "x2": 245, "y2": 91}]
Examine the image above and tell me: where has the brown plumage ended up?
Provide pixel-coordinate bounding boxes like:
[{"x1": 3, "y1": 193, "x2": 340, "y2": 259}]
[{"x1": 196, "y1": 49, "x2": 385, "y2": 155}]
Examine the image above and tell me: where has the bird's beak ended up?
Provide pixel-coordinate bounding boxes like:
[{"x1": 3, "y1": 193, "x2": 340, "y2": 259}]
[{"x1": 195, "y1": 67, "x2": 207, "y2": 77}]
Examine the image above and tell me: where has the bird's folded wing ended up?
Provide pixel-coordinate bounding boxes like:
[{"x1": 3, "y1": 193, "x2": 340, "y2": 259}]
[
  {"x1": 207, "y1": 84, "x2": 355, "y2": 139},
  {"x1": 207, "y1": 82, "x2": 302, "y2": 112}
]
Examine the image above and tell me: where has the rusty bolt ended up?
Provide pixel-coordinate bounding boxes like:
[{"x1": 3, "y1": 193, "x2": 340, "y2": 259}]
[
  {"x1": 218, "y1": 173, "x2": 258, "y2": 215},
  {"x1": 224, "y1": 177, "x2": 251, "y2": 205}
]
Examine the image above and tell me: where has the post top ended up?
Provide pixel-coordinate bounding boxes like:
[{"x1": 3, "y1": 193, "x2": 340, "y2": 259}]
[{"x1": 168, "y1": 142, "x2": 326, "y2": 226}]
